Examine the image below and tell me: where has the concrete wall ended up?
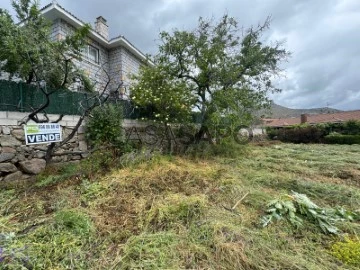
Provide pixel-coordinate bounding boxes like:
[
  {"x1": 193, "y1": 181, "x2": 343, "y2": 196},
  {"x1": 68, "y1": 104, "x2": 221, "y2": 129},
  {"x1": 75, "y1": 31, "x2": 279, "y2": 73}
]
[{"x1": 0, "y1": 112, "x2": 88, "y2": 182}]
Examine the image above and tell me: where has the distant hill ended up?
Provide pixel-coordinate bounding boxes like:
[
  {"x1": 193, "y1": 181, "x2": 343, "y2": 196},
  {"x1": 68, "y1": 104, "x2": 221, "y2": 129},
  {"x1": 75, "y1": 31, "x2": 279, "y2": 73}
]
[{"x1": 260, "y1": 102, "x2": 342, "y2": 119}]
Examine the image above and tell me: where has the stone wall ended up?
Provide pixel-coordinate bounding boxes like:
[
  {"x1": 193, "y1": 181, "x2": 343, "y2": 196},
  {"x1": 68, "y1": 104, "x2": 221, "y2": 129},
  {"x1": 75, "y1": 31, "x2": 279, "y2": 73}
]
[
  {"x1": 120, "y1": 47, "x2": 142, "y2": 86},
  {"x1": 0, "y1": 112, "x2": 88, "y2": 182},
  {"x1": 50, "y1": 19, "x2": 143, "y2": 95},
  {"x1": 51, "y1": 19, "x2": 110, "y2": 92},
  {"x1": 108, "y1": 47, "x2": 143, "y2": 97}
]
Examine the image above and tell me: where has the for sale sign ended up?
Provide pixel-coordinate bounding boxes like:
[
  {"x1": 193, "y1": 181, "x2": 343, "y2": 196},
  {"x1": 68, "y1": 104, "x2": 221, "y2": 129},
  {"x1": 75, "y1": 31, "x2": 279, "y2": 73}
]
[{"x1": 24, "y1": 123, "x2": 62, "y2": 145}]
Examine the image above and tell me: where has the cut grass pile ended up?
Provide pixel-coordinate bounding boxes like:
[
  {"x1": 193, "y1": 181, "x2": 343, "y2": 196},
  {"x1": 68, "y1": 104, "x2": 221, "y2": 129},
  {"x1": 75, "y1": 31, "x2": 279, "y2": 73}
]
[{"x1": 0, "y1": 143, "x2": 360, "y2": 269}]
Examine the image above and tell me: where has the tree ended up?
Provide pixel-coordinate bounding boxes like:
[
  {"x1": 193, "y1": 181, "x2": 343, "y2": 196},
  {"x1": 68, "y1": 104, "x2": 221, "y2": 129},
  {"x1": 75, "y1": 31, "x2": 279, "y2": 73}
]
[
  {"x1": 0, "y1": 0, "x2": 91, "y2": 89},
  {"x1": 130, "y1": 64, "x2": 195, "y2": 151},
  {"x1": 136, "y1": 15, "x2": 289, "y2": 143},
  {"x1": 0, "y1": 1, "x2": 118, "y2": 163}
]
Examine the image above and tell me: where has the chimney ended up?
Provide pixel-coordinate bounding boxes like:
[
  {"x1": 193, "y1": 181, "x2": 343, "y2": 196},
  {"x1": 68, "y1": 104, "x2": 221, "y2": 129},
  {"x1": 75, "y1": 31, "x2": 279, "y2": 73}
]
[
  {"x1": 95, "y1": 16, "x2": 109, "y2": 40},
  {"x1": 300, "y1": 114, "x2": 308, "y2": 124}
]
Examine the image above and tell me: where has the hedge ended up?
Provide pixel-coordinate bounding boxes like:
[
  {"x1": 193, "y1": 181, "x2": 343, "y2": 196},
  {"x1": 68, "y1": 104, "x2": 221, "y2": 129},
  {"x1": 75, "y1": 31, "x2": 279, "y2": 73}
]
[
  {"x1": 266, "y1": 125, "x2": 326, "y2": 143},
  {"x1": 266, "y1": 120, "x2": 360, "y2": 144},
  {"x1": 324, "y1": 134, "x2": 360, "y2": 145}
]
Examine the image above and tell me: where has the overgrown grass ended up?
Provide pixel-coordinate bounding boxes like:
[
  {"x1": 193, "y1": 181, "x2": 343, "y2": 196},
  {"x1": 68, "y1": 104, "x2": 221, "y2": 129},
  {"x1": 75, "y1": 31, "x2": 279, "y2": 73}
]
[{"x1": 1, "y1": 143, "x2": 360, "y2": 269}]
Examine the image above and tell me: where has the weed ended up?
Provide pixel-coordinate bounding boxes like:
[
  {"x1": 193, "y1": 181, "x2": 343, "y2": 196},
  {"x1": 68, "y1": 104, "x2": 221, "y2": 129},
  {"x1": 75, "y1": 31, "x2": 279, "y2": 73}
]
[
  {"x1": 144, "y1": 194, "x2": 208, "y2": 230},
  {"x1": 185, "y1": 138, "x2": 248, "y2": 159},
  {"x1": 118, "y1": 148, "x2": 158, "y2": 168},
  {"x1": 80, "y1": 179, "x2": 108, "y2": 203},
  {"x1": 54, "y1": 209, "x2": 94, "y2": 236},
  {"x1": 114, "y1": 232, "x2": 180, "y2": 270},
  {"x1": 331, "y1": 237, "x2": 360, "y2": 267},
  {"x1": 1, "y1": 144, "x2": 360, "y2": 269},
  {"x1": 36, "y1": 163, "x2": 79, "y2": 187},
  {"x1": 261, "y1": 191, "x2": 357, "y2": 234}
]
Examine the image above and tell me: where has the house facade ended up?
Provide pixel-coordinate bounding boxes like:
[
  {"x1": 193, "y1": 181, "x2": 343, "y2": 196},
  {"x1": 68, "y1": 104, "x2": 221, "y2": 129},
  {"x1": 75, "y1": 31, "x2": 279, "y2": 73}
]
[{"x1": 41, "y1": 2, "x2": 148, "y2": 97}]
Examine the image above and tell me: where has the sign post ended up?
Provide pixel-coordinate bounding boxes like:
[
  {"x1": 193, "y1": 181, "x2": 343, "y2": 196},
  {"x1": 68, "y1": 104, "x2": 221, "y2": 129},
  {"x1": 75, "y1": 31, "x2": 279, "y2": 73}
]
[{"x1": 24, "y1": 123, "x2": 62, "y2": 145}]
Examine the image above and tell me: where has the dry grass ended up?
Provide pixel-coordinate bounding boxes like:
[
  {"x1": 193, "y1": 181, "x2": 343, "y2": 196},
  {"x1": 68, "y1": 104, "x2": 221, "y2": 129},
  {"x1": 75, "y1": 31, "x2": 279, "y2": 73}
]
[{"x1": 1, "y1": 143, "x2": 360, "y2": 269}]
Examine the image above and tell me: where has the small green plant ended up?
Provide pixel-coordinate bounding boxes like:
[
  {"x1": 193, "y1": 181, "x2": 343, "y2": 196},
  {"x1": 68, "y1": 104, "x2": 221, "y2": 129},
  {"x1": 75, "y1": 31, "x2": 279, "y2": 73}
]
[
  {"x1": 331, "y1": 237, "x2": 360, "y2": 267},
  {"x1": 80, "y1": 180, "x2": 107, "y2": 202},
  {"x1": 119, "y1": 148, "x2": 157, "y2": 168},
  {"x1": 79, "y1": 147, "x2": 120, "y2": 178},
  {"x1": 85, "y1": 103, "x2": 125, "y2": 148},
  {"x1": 260, "y1": 191, "x2": 357, "y2": 234},
  {"x1": 54, "y1": 210, "x2": 94, "y2": 236}
]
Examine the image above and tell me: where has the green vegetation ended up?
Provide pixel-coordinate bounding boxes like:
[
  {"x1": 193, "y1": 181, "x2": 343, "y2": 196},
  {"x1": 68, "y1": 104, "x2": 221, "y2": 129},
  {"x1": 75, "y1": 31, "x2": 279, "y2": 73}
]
[
  {"x1": 85, "y1": 103, "x2": 126, "y2": 148},
  {"x1": 261, "y1": 191, "x2": 358, "y2": 234},
  {"x1": 331, "y1": 238, "x2": 360, "y2": 267},
  {"x1": 1, "y1": 143, "x2": 360, "y2": 269},
  {"x1": 267, "y1": 120, "x2": 360, "y2": 144},
  {"x1": 325, "y1": 134, "x2": 360, "y2": 145},
  {"x1": 131, "y1": 15, "x2": 289, "y2": 142},
  {"x1": 0, "y1": 0, "x2": 91, "y2": 88}
]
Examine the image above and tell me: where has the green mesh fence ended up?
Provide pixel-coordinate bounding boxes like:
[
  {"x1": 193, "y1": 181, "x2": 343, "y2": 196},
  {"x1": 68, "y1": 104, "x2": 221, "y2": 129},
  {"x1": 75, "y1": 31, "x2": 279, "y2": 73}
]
[{"x1": 0, "y1": 80, "x2": 142, "y2": 119}]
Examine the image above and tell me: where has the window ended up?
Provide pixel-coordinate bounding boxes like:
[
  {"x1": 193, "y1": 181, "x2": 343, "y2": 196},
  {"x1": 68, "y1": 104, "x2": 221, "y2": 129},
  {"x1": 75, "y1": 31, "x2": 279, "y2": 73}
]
[{"x1": 82, "y1": 45, "x2": 99, "y2": 64}]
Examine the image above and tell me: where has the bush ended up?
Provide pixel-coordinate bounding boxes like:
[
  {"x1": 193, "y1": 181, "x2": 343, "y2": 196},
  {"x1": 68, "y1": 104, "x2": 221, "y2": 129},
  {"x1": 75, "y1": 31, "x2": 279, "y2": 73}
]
[
  {"x1": 324, "y1": 134, "x2": 360, "y2": 144},
  {"x1": 85, "y1": 103, "x2": 125, "y2": 148},
  {"x1": 267, "y1": 125, "x2": 326, "y2": 143},
  {"x1": 344, "y1": 120, "x2": 360, "y2": 135},
  {"x1": 267, "y1": 120, "x2": 360, "y2": 144}
]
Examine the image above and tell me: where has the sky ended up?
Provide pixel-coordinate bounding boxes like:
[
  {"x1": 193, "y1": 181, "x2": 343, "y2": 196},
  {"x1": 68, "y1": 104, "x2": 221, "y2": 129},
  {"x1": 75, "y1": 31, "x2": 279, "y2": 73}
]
[{"x1": 1, "y1": 0, "x2": 359, "y2": 111}]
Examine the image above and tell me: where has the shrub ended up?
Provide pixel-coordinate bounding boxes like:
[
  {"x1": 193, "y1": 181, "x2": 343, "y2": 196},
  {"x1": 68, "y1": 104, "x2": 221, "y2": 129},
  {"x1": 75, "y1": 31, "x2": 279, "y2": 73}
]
[
  {"x1": 344, "y1": 120, "x2": 360, "y2": 135},
  {"x1": 85, "y1": 103, "x2": 125, "y2": 148},
  {"x1": 331, "y1": 238, "x2": 360, "y2": 267},
  {"x1": 267, "y1": 125, "x2": 326, "y2": 143},
  {"x1": 267, "y1": 120, "x2": 360, "y2": 143},
  {"x1": 324, "y1": 134, "x2": 360, "y2": 145}
]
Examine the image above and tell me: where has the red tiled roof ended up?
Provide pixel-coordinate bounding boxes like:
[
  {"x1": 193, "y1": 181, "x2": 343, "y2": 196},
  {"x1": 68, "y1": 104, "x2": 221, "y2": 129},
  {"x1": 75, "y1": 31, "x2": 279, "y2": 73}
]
[{"x1": 263, "y1": 110, "x2": 360, "y2": 127}]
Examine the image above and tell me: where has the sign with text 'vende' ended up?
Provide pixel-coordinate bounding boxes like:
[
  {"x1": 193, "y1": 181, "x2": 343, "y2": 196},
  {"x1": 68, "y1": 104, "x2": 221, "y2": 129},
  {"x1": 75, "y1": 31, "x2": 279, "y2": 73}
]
[{"x1": 24, "y1": 124, "x2": 62, "y2": 145}]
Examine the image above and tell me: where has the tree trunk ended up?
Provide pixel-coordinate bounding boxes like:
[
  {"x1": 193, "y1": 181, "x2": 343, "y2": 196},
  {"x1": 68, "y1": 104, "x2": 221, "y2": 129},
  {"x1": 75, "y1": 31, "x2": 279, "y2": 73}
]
[
  {"x1": 194, "y1": 124, "x2": 214, "y2": 144},
  {"x1": 45, "y1": 142, "x2": 56, "y2": 164},
  {"x1": 164, "y1": 123, "x2": 172, "y2": 153}
]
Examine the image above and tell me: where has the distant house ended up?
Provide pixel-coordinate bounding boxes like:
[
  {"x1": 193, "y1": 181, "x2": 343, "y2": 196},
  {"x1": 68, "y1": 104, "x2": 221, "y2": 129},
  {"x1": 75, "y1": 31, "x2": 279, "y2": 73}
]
[
  {"x1": 40, "y1": 2, "x2": 149, "y2": 97},
  {"x1": 263, "y1": 110, "x2": 360, "y2": 128}
]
